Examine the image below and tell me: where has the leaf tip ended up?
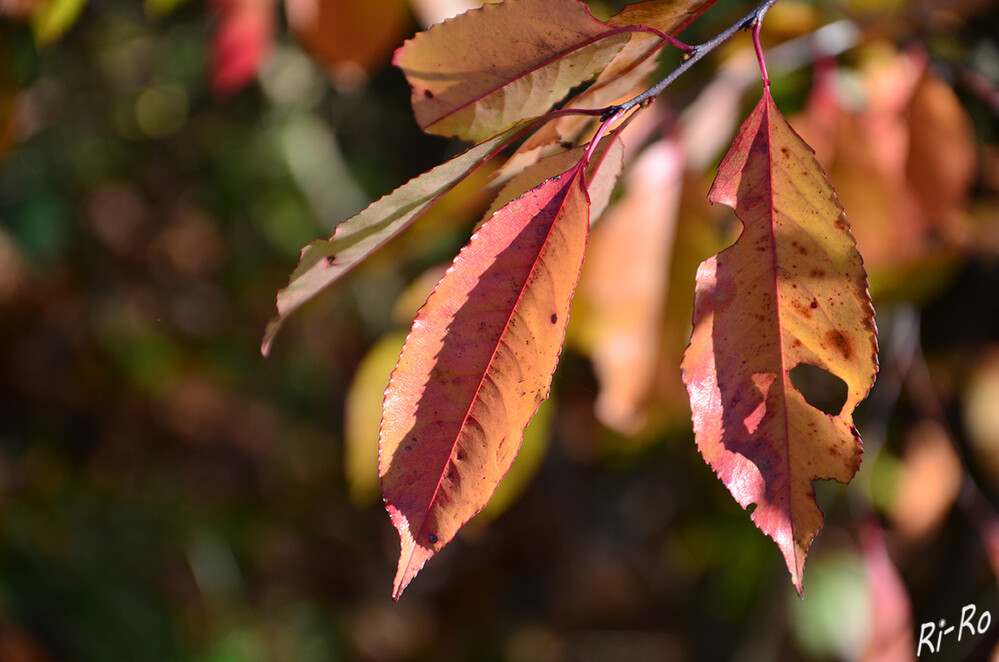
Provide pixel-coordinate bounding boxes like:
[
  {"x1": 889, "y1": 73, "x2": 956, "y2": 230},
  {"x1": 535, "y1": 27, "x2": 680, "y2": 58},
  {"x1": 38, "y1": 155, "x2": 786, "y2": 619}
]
[
  {"x1": 260, "y1": 318, "x2": 281, "y2": 357},
  {"x1": 390, "y1": 539, "x2": 434, "y2": 601},
  {"x1": 386, "y1": 505, "x2": 437, "y2": 601}
]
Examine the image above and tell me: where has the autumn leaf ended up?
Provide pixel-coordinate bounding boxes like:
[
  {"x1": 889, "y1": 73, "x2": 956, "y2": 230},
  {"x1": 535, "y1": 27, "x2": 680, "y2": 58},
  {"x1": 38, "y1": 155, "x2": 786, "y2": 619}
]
[
  {"x1": 31, "y1": 0, "x2": 87, "y2": 44},
  {"x1": 261, "y1": 118, "x2": 543, "y2": 355},
  {"x1": 506, "y1": 0, "x2": 718, "y2": 170},
  {"x1": 285, "y1": 0, "x2": 408, "y2": 90},
  {"x1": 0, "y1": 0, "x2": 41, "y2": 19},
  {"x1": 600, "y1": 0, "x2": 718, "y2": 90},
  {"x1": 210, "y1": 0, "x2": 275, "y2": 95},
  {"x1": 0, "y1": 47, "x2": 16, "y2": 159},
  {"x1": 482, "y1": 128, "x2": 624, "y2": 226},
  {"x1": 906, "y1": 67, "x2": 975, "y2": 241},
  {"x1": 792, "y1": 47, "x2": 974, "y2": 299},
  {"x1": 577, "y1": 135, "x2": 683, "y2": 435},
  {"x1": 345, "y1": 332, "x2": 408, "y2": 506},
  {"x1": 607, "y1": 0, "x2": 717, "y2": 32},
  {"x1": 860, "y1": 520, "x2": 914, "y2": 661},
  {"x1": 889, "y1": 421, "x2": 961, "y2": 542},
  {"x1": 394, "y1": 0, "x2": 634, "y2": 142},
  {"x1": 681, "y1": 88, "x2": 877, "y2": 595},
  {"x1": 380, "y1": 158, "x2": 591, "y2": 599}
]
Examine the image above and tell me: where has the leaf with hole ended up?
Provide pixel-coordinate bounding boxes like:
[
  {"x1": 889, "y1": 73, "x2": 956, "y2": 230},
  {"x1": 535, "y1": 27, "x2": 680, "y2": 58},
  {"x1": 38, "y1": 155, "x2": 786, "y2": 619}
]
[{"x1": 681, "y1": 88, "x2": 877, "y2": 595}]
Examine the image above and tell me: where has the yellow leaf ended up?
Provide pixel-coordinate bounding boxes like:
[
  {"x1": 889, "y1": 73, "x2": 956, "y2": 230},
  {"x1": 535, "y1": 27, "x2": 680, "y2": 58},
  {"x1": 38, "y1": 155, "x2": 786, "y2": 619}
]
[
  {"x1": 344, "y1": 333, "x2": 408, "y2": 506},
  {"x1": 31, "y1": 0, "x2": 87, "y2": 44}
]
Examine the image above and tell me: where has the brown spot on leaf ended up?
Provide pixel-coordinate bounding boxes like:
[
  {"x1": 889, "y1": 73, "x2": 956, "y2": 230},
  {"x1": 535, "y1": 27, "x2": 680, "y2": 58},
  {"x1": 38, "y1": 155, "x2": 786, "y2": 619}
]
[
  {"x1": 550, "y1": 313, "x2": 557, "y2": 324},
  {"x1": 325, "y1": 255, "x2": 336, "y2": 267},
  {"x1": 810, "y1": 268, "x2": 826, "y2": 278},
  {"x1": 810, "y1": 300, "x2": 818, "y2": 309},
  {"x1": 424, "y1": 89, "x2": 434, "y2": 98},
  {"x1": 826, "y1": 329, "x2": 853, "y2": 360}
]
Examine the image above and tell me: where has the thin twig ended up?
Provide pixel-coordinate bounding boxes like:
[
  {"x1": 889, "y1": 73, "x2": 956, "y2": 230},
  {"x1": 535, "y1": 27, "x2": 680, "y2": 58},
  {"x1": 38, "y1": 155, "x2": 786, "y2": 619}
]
[{"x1": 596, "y1": 0, "x2": 782, "y2": 118}]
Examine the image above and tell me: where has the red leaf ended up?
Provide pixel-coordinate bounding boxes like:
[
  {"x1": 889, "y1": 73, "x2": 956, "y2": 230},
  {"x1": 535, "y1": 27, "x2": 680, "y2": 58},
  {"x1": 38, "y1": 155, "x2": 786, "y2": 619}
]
[
  {"x1": 380, "y1": 159, "x2": 591, "y2": 599},
  {"x1": 860, "y1": 520, "x2": 915, "y2": 662},
  {"x1": 211, "y1": 0, "x2": 275, "y2": 95},
  {"x1": 681, "y1": 89, "x2": 877, "y2": 595}
]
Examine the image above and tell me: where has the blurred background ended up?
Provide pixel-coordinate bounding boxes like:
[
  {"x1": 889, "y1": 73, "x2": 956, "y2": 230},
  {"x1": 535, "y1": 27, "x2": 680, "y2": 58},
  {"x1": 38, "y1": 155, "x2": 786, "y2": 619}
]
[{"x1": 2, "y1": 0, "x2": 999, "y2": 659}]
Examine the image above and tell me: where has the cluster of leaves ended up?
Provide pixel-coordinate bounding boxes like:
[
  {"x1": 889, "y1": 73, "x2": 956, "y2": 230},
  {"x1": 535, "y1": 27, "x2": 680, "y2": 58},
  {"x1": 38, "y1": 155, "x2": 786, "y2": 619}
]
[
  {"x1": 3, "y1": 0, "x2": 999, "y2": 658},
  {"x1": 264, "y1": 0, "x2": 879, "y2": 600}
]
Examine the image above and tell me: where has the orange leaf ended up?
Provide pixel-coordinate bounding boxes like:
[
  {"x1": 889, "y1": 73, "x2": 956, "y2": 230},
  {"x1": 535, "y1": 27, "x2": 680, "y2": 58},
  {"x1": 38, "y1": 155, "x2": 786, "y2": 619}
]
[
  {"x1": 792, "y1": 47, "x2": 974, "y2": 294},
  {"x1": 889, "y1": 421, "x2": 961, "y2": 542},
  {"x1": 285, "y1": 0, "x2": 408, "y2": 90},
  {"x1": 906, "y1": 68, "x2": 975, "y2": 241},
  {"x1": 380, "y1": 159, "x2": 591, "y2": 599},
  {"x1": 578, "y1": 135, "x2": 683, "y2": 434},
  {"x1": 605, "y1": 0, "x2": 717, "y2": 33},
  {"x1": 394, "y1": 0, "x2": 632, "y2": 142},
  {"x1": 507, "y1": 0, "x2": 718, "y2": 169},
  {"x1": 0, "y1": 0, "x2": 41, "y2": 19},
  {"x1": 681, "y1": 89, "x2": 877, "y2": 595},
  {"x1": 262, "y1": 118, "x2": 543, "y2": 355},
  {"x1": 482, "y1": 128, "x2": 624, "y2": 226}
]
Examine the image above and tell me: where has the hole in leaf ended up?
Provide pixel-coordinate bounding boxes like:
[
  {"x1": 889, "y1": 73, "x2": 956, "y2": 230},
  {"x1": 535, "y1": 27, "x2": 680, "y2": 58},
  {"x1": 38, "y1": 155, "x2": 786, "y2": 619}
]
[{"x1": 789, "y1": 363, "x2": 848, "y2": 416}]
